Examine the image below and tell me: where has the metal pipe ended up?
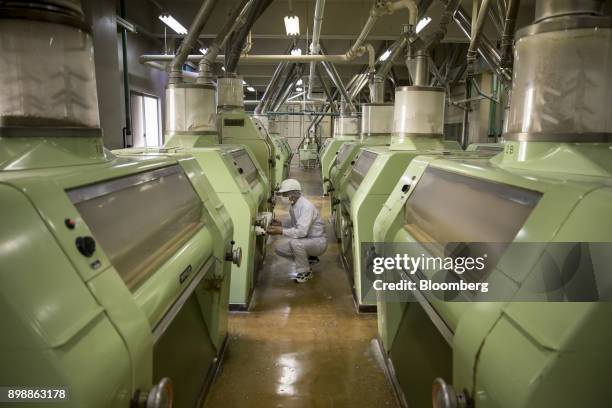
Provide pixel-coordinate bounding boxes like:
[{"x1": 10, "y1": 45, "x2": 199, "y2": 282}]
[
  {"x1": 225, "y1": 0, "x2": 274, "y2": 73},
  {"x1": 321, "y1": 60, "x2": 355, "y2": 111},
  {"x1": 467, "y1": 0, "x2": 493, "y2": 78},
  {"x1": 316, "y1": 65, "x2": 337, "y2": 112},
  {"x1": 270, "y1": 64, "x2": 298, "y2": 111},
  {"x1": 273, "y1": 71, "x2": 301, "y2": 112},
  {"x1": 452, "y1": 4, "x2": 511, "y2": 84},
  {"x1": 169, "y1": 0, "x2": 218, "y2": 83},
  {"x1": 499, "y1": 0, "x2": 520, "y2": 70},
  {"x1": 141, "y1": 0, "x2": 416, "y2": 78},
  {"x1": 197, "y1": 0, "x2": 252, "y2": 84},
  {"x1": 120, "y1": 0, "x2": 132, "y2": 147},
  {"x1": 255, "y1": 61, "x2": 287, "y2": 113},
  {"x1": 308, "y1": 0, "x2": 326, "y2": 101},
  {"x1": 371, "y1": 34, "x2": 408, "y2": 102}
]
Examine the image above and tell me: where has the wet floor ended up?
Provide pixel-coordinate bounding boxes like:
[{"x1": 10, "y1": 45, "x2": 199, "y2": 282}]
[{"x1": 204, "y1": 165, "x2": 397, "y2": 408}]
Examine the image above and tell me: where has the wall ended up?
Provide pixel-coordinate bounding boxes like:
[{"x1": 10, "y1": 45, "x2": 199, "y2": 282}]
[
  {"x1": 82, "y1": 0, "x2": 169, "y2": 148},
  {"x1": 82, "y1": 0, "x2": 124, "y2": 148}
]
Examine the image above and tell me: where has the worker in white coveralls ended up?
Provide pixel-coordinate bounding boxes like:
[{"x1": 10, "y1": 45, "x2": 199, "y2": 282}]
[{"x1": 267, "y1": 179, "x2": 328, "y2": 283}]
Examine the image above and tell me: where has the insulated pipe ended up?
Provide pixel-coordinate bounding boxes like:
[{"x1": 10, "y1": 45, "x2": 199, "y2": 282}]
[
  {"x1": 141, "y1": 0, "x2": 415, "y2": 76},
  {"x1": 225, "y1": 0, "x2": 273, "y2": 73},
  {"x1": 321, "y1": 60, "x2": 355, "y2": 111},
  {"x1": 273, "y1": 70, "x2": 302, "y2": 112},
  {"x1": 452, "y1": 4, "x2": 511, "y2": 84},
  {"x1": 307, "y1": 0, "x2": 326, "y2": 102},
  {"x1": 197, "y1": 0, "x2": 252, "y2": 84},
  {"x1": 270, "y1": 64, "x2": 298, "y2": 111},
  {"x1": 499, "y1": 0, "x2": 520, "y2": 70},
  {"x1": 316, "y1": 65, "x2": 337, "y2": 112},
  {"x1": 169, "y1": 0, "x2": 218, "y2": 83},
  {"x1": 255, "y1": 61, "x2": 287, "y2": 113},
  {"x1": 370, "y1": 34, "x2": 408, "y2": 103},
  {"x1": 467, "y1": 0, "x2": 493, "y2": 77}
]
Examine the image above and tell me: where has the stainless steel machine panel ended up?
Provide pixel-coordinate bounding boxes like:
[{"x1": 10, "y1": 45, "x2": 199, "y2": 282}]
[
  {"x1": 336, "y1": 144, "x2": 354, "y2": 166},
  {"x1": 349, "y1": 150, "x2": 379, "y2": 189},
  {"x1": 404, "y1": 166, "x2": 542, "y2": 281},
  {"x1": 68, "y1": 165, "x2": 203, "y2": 290},
  {"x1": 230, "y1": 148, "x2": 258, "y2": 187}
]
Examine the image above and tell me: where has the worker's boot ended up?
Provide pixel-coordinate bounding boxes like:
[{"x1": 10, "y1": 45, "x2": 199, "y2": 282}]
[{"x1": 294, "y1": 269, "x2": 313, "y2": 283}]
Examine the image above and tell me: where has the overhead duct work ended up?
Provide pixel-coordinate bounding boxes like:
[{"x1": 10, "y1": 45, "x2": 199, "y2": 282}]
[
  {"x1": 141, "y1": 0, "x2": 420, "y2": 80},
  {"x1": 198, "y1": 0, "x2": 253, "y2": 85},
  {"x1": 168, "y1": 0, "x2": 218, "y2": 84},
  {"x1": 224, "y1": 0, "x2": 274, "y2": 74},
  {"x1": 166, "y1": 0, "x2": 252, "y2": 137}
]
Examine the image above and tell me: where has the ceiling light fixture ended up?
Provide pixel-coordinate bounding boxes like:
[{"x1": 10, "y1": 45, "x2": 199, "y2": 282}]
[
  {"x1": 295, "y1": 87, "x2": 303, "y2": 92},
  {"x1": 296, "y1": 78, "x2": 303, "y2": 86},
  {"x1": 378, "y1": 49, "x2": 392, "y2": 62},
  {"x1": 284, "y1": 15, "x2": 300, "y2": 36},
  {"x1": 291, "y1": 47, "x2": 302, "y2": 56},
  {"x1": 200, "y1": 47, "x2": 208, "y2": 55},
  {"x1": 247, "y1": 86, "x2": 256, "y2": 92},
  {"x1": 159, "y1": 14, "x2": 188, "y2": 35},
  {"x1": 284, "y1": 0, "x2": 300, "y2": 36},
  {"x1": 416, "y1": 16, "x2": 432, "y2": 33}
]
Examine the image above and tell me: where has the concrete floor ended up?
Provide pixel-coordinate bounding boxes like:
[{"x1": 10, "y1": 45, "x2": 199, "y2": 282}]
[{"x1": 204, "y1": 165, "x2": 397, "y2": 408}]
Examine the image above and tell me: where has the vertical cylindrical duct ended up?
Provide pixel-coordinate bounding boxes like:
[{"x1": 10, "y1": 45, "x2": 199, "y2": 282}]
[
  {"x1": 166, "y1": 84, "x2": 217, "y2": 136},
  {"x1": 360, "y1": 104, "x2": 393, "y2": 140},
  {"x1": 504, "y1": 0, "x2": 612, "y2": 142},
  {"x1": 333, "y1": 116, "x2": 360, "y2": 138},
  {"x1": 0, "y1": 0, "x2": 100, "y2": 128},
  {"x1": 217, "y1": 77, "x2": 245, "y2": 110},
  {"x1": 391, "y1": 86, "x2": 445, "y2": 148}
]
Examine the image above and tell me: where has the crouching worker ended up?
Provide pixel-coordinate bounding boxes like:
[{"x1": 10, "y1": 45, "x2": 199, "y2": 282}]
[{"x1": 267, "y1": 179, "x2": 328, "y2": 283}]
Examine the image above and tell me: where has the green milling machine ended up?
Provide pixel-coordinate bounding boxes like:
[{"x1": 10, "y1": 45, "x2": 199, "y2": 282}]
[
  {"x1": 333, "y1": 89, "x2": 466, "y2": 312},
  {"x1": 320, "y1": 113, "x2": 360, "y2": 195},
  {"x1": 116, "y1": 72, "x2": 272, "y2": 311},
  {"x1": 0, "y1": 1, "x2": 241, "y2": 406},
  {"x1": 327, "y1": 104, "x2": 393, "y2": 238},
  {"x1": 253, "y1": 114, "x2": 292, "y2": 184},
  {"x1": 218, "y1": 77, "x2": 283, "y2": 192},
  {"x1": 373, "y1": 2, "x2": 612, "y2": 406}
]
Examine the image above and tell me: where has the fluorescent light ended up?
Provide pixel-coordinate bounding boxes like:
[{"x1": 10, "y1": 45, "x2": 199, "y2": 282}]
[
  {"x1": 378, "y1": 49, "x2": 392, "y2": 62},
  {"x1": 296, "y1": 79, "x2": 303, "y2": 86},
  {"x1": 416, "y1": 16, "x2": 432, "y2": 33},
  {"x1": 247, "y1": 86, "x2": 256, "y2": 92},
  {"x1": 221, "y1": 66, "x2": 225, "y2": 71},
  {"x1": 295, "y1": 87, "x2": 303, "y2": 92},
  {"x1": 242, "y1": 80, "x2": 247, "y2": 85},
  {"x1": 199, "y1": 47, "x2": 208, "y2": 55},
  {"x1": 159, "y1": 14, "x2": 187, "y2": 35},
  {"x1": 290, "y1": 47, "x2": 302, "y2": 56},
  {"x1": 284, "y1": 15, "x2": 300, "y2": 36}
]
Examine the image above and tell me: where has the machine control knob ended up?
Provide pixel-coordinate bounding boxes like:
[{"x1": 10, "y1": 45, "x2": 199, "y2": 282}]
[
  {"x1": 226, "y1": 247, "x2": 242, "y2": 267},
  {"x1": 131, "y1": 377, "x2": 173, "y2": 408},
  {"x1": 432, "y1": 378, "x2": 468, "y2": 408},
  {"x1": 75, "y1": 236, "x2": 96, "y2": 257}
]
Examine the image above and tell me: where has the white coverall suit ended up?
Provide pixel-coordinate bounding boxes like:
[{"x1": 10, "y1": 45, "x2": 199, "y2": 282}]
[{"x1": 274, "y1": 196, "x2": 328, "y2": 274}]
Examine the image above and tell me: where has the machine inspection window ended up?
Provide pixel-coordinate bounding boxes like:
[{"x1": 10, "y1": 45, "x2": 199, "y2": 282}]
[
  {"x1": 349, "y1": 150, "x2": 379, "y2": 189},
  {"x1": 230, "y1": 148, "x2": 258, "y2": 187},
  {"x1": 67, "y1": 165, "x2": 204, "y2": 290}
]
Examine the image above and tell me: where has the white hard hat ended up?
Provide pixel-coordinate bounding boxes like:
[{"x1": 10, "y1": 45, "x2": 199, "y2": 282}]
[{"x1": 278, "y1": 178, "x2": 302, "y2": 193}]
